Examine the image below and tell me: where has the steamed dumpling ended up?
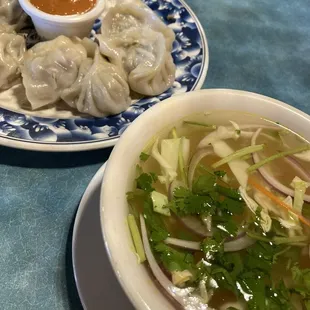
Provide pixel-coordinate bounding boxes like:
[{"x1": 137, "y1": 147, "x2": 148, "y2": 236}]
[
  {"x1": 99, "y1": 27, "x2": 175, "y2": 96},
  {"x1": 97, "y1": 0, "x2": 176, "y2": 96},
  {"x1": 0, "y1": 0, "x2": 26, "y2": 29},
  {"x1": 0, "y1": 21, "x2": 26, "y2": 90},
  {"x1": 21, "y1": 35, "x2": 131, "y2": 117},
  {"x1": 101, "y1": 0, "x2": 175, "y2": 50},
  {"x1": 21, "y1": 35, "x2": 88, "y2": 109},
  {"x1": 61, "y1": 49, "x2": 131, "y2": 117}
]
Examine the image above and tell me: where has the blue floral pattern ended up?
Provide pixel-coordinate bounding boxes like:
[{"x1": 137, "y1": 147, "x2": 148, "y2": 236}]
[{"x1": 1, "y1": 0, "x2": 207, "y2": 148}]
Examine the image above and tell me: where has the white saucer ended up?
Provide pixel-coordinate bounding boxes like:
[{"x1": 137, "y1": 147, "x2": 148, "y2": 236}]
[{"x1": 72, "y1": 163, "x2": 134, "y2": 309}]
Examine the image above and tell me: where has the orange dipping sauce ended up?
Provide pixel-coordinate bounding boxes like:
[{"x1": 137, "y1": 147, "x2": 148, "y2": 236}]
[{"x1": 31, "y1": 0, "x2": 96, "y2": 16}]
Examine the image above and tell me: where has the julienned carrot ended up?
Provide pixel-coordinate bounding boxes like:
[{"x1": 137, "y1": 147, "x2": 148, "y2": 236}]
[{"x1": 248, "y1": 178, "x2": 310, "y2": 228}]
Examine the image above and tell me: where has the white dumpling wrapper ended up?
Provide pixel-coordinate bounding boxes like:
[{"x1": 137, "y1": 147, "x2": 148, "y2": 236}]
[
  {"x1": 61, "y1": 49, "x2": 131, "y2": 117},
  {"x1": 0, "y1": 0, "x2": 26, "y2": 30},
  {"x1": 100, "y1": 0, "x2": 175, "y2": 50},
  {"x1": 0, "y1": 22, "x2": 25, "y2": 90},
  {"x1": 21, "y1": 35, "x2": 88, "y2": 109},
  {"x1": 98, "y1": 27, "x2": 175, "y2": 96},
  {"x1": 97, "y1": 0, "x2": 176, "y2": 96}
]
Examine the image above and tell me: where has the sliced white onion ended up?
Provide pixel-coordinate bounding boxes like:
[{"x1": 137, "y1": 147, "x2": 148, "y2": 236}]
[
  {"x1": 223, "y1": 235, "x2": 256, "y2": 252},
  {"x1": 201, "y1": 215, "x2": 212, "y2": 232},
  {"x1": 140, "y1": 215, "x2": 208, "y2": 310},
  {"x1": 164, "y1": 234, "x2": 254, "y2": 253},
  {"x1": 188, "y1": 149, "x2": 213, "y2": 189},
  {"x1": 284, "y1": 156, "x2": 310, "y2": 182},
  {"x1": 251, "y1": 129, "x2": 310, "y2": 203},
  {"x1": 182, "y1": 137, "x2": 191, "y2": 168},
  {"x1": 219, "y1": 301, "x2": 247, "y2": 310},
  {"x1": 198, "y1": 126, "x2": 238, "y2": 149},
  {"x1": 181, "y1": 216, "x2": 213, "y2": 237},
  {"x1": 165, "y1": 237, "x2": 200, "y2": 250},
  {"x1": 199, "y1": 280, "x2": 213, "y2": 304},
  {"x1": 225, "y1": 231, "x2": 246, "y2": 242}
]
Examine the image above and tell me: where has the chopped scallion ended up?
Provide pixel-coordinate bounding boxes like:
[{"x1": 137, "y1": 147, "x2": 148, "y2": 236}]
[
  {"x1": 273, "y1": 235, "x2": 308, "y2": 245},
  {"x1": 183, "y1": 121, "x2": 217, "y2": 129},
  {"x1": 127, "y1": 214, "x2": 146, "y2": 263},
  {"x1": 212, "y1": 144, "x2": 265, "y2": 169},
  {"x1": 248, "y1": 145, "x2": 310, "y2": 172}
]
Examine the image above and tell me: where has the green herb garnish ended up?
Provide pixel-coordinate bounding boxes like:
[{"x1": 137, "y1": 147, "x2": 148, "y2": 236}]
[
  {"x1": 136, "y1": 172, "x2": 158, "y2": 192},
  {"x1": 139, "y1": 152, "x2": 150, "y2": 162}
]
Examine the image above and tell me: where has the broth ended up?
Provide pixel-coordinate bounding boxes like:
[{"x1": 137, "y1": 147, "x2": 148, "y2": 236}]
[{"x1": 128, "y1": 110, "x2": 310, "y2": 309}]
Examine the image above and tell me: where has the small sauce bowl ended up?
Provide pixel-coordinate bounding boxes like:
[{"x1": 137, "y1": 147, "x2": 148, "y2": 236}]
[{"x1": 18, "y1": 0, "x2": 105, "y2": 40}]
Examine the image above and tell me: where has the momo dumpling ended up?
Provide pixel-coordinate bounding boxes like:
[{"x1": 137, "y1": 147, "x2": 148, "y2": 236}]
[
  {"x1": 0, "y1": 21, "x2": 26, "y2": 90},
  {"x1": 101, "y1": 0, "x2": 175, "y2": 50},
  {"x1": 98, "y1": 27, "x2": 175, "y2": 96},
  {"x1": 61, "y1": 49, "x2": 131, "y2": 117},
  {"x1": 21, "y1": 36, "x2": 88, "y2": 109},
  {"x1": 125, "y1": 28, "x2": 175, "y2": 96},
  {"x1": 98, "y1": 0, "x2": 176, "y2": 96},
  {"x1": 22, "y1": 36, "x2": 132, "y2": 117},
  {"x1": 0, "y1": 0, "x2": 25, "y2": 26}
]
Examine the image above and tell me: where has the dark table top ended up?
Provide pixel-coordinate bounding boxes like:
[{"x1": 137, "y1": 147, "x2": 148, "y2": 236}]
[{"x1": 1, "y1": 0, "x2": 309, "y2": 309}]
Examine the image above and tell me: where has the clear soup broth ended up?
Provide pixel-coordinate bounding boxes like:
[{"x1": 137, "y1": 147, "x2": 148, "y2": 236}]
[{"x1": 127, "y1": 111, "x2": 310, "y2": 310}]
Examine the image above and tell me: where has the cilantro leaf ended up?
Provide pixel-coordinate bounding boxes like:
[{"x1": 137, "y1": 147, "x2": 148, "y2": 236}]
[
  {"x1": 154, "y1": 243, "x2": 196, "y2": 274},
  {"x1": 215, "y1": 185, "x2": 242, "y2": 201},
  {"x1": 136, "y1": 172, "x2": 157, "y2": 192},
  {"x1": 213, "y1": 214, "x2": 238, "y2": 238},
  {"x1": 220, "y1": 197, "x2": 244, "y2": 215},
  {"x1": 245, "y1": 242, "x2": 276, "y2": 272},
  {"x1": 211, "y1": 266, "x2": 237, "y2": 294},
  {"x1": 192, "y1": 175, "x2": 216, "y2": 195},
  {"x1": 169, "y1": 186, "x2": 217, "y2": 216},
  {"x1": 292, "y1": 265, "x2": 310, "y2": 297},
  {"x1": 215, "y1": 252, "x2": 244, "y2": 279},
  {"x1": 238, "y1": 270, "x2": 266, "y2": 310},
  {"x1": 143, "y1": 197, "x2": 168, "y2": 242},
  {"x1": 200, "y1": 238, "x2": 223, "y2": 258},
  {"x1": 214, "y1": 170, "x2": 226, "y2": 177},
  {"x1": 173, "y1": 186, "x2": 191, "y2": 198},
  {"x1": 265, "y1": 282, "x2": 292, "y2": 310},
  {"x1": 126, "y1": 189, "x2": 147, "y2": 219},
  {"x1": 139, "y1": 152, "x2": 150, "y2": 162}
]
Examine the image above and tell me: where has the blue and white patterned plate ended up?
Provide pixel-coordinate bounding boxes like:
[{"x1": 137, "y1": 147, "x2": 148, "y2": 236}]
[{"x1": 0, "y1": 0, "x2": 208, "y2": 151}]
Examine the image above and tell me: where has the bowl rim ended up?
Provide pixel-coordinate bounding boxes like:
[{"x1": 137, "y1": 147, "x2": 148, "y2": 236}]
[
  {"x1": 100, "y1": 88, "x2": 310, "y2": 310},
  {"x1": 18, "y1": 0, "x2": 105, "y2": 23}
]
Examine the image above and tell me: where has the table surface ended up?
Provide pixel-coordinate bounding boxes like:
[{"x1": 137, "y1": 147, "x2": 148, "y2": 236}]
[{"x1": 1, "y1": 0, "x2": 310, "y2": 309}]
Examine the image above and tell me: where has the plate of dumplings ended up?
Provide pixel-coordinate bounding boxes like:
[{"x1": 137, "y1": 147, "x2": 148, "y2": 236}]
[{"x1": 0, "y1": 0, "x2": 208, "y2": 151}]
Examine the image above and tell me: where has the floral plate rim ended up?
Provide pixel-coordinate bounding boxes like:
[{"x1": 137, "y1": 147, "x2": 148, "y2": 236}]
[{"x1": 0, "y1": 0, "x2": 209, "y2": 152}]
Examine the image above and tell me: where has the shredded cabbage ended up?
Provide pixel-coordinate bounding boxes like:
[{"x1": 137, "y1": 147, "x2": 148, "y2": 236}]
[
  {"x1": 172, "y1": 270, "x2": 193, "y2": 287},
  {"x1": 212, "y1": 141, "x2": 250, "y2": 188},
  {"x1": 239, "y1": 186, "x2": 272, "y2": 232},
  {"x1": 198, "y1": 126, "x2": 241, "y2": 148},
  {"x1": 291, "y1": 176, "x2": 310, "y2": 213},
  {"x1": 151, "y1": 138, "x2": 177, "y2": 184},
  {"x1": 161, "y1": 138, "x2": 181, "y2": 171},
  {"x1": 253, "y1": 191, "x2": 285, "y2": 217},
  {"x1": 294, "y1": 150, "x2": 310, "y2": 162}
]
